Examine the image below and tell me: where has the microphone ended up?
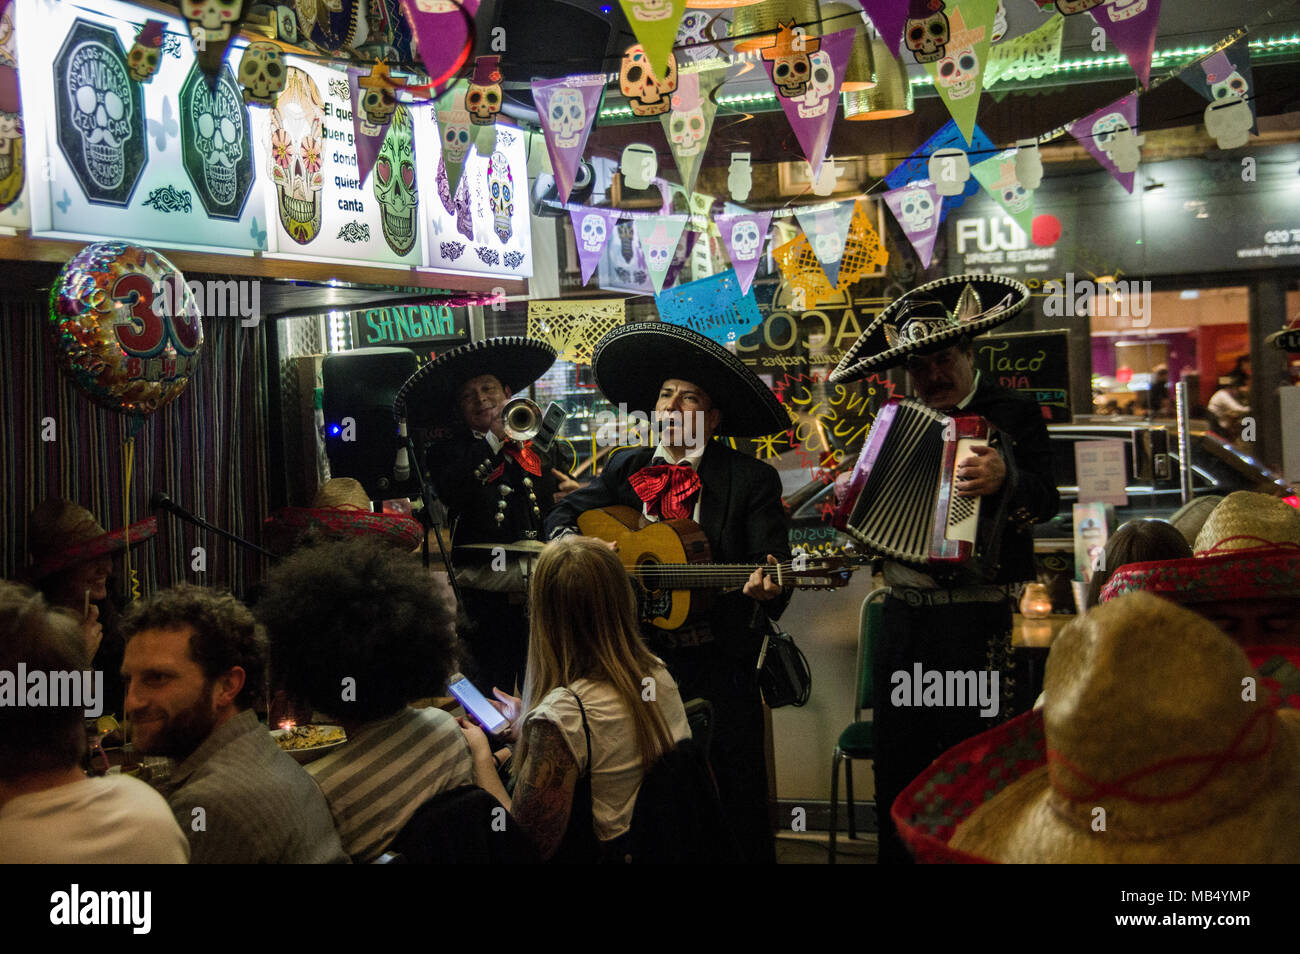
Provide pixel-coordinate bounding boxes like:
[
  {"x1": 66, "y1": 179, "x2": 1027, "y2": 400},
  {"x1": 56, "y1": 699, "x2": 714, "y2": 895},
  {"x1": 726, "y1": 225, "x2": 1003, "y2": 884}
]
[
  {"x1": 394, "y1": 419, "x2": 410, "y2": 482},
  {"x1": 151, "y1": 489, "x2": 277, "y2": 559},
  {"x1": 151, "y1": 490, "x2": 183, "y2": 516}
]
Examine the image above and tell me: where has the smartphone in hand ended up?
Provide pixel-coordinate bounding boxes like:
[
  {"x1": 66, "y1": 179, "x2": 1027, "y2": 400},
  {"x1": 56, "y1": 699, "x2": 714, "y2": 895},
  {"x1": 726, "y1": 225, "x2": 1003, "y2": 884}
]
[{"x1": 448, "y1": 673, "x2": 510, "y2": 736}]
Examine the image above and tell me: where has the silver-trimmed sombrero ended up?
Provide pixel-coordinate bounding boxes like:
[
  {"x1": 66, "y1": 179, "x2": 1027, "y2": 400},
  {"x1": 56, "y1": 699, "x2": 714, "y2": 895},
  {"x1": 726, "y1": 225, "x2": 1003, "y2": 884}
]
[
  {"x1": 393, "y1": 336, "x2": 557, "y2": 428},
  {"x1": 829, "y1": 274, "x2": 1031, "y2": 382}
]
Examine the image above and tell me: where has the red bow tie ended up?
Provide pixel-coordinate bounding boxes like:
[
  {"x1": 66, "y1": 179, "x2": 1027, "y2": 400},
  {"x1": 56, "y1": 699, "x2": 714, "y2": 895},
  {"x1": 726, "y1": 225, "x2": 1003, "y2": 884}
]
[
  {"x1": 630, "y1": 463, "x2": 701, "y2": 521},
  {"x1": 503, "y1": 440, "x2": 542, "y2": 477}
]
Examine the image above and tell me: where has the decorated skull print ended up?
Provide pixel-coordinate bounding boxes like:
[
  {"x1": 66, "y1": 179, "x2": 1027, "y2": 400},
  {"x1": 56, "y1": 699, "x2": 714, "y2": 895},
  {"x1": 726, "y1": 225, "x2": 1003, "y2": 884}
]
[
  {"x1": 668, "y1": 106, "x2": 706, "y2": 156},
  {"x1": 905, "y1": 7, "x2": 949, "y2": 63},
  {"x1": 936, "y1": 45, "x2": 979, "y2": 99},
  {"x1": 488, "y1": 149, "x2": 514, "y2": 243},
  {"x1": 899, "y1": 187, "x2": 935, "y2": 231},
  {"x1": 238, "y1": 42, "x2": 286, "y2": 106},
  {"x1": 373, "y1": 105, "x2": 418, "y2": 255},
  {"x1": 269, "y1": 67, "x2": 325, "y2": 244},
  {"x1": 628, "y1": 0, "x2": 672, "y2": 21},
  {"x1": 730, "y1": 220, "x2": 761, "y2": 261},
  {"x1": 466, "y1": 81, "x2": 501, "y2": 125},
  {"x1": 580, "y1": 212, "x2": 606, "y2": 253},
  {"x1": 797, "y1": 50, "x2": 834, "y2": 119},
  {"x1": 549, "y1": 88, "x2": 586, "y2": 149},
  {"x1": 190, "y1": 70, "x2": 244, "y2": 206},
  {"x1": 1054, "y1": 0, "x2": 1106, "y2": 13},
  {"x1": 185, "y1": 0, "x2": 244, "y2": 42},
  {"x1": 1106, "y1": 0, "x2": 1148, "y2": 20},
  {"x1": 812, "y1": 231, "x2": 843, "y2": 265},
  {"x1": 67, "y1": 40, "x2": 135, "y2": 190},
  {"x1": 127, "y1": 42, "x2": 161, "y2": 84},
  {"x1": 439, "y1": 109, "x2": 473, "y2": 163},
  {"x1": 620, "y1": 45, "x2": 676, "y2": 117}
]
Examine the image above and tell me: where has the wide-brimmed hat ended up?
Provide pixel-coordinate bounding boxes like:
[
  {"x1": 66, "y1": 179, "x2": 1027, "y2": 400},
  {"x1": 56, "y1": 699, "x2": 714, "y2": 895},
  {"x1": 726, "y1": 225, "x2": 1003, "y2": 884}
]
[
  {"x1": 1268, "y1": 318, "x2": 1300, "y2": 353},
  {"x1": 591, "y1": 322, "x2": 789, "y2": 437},
  {"x1": 893, "y1": 592, "x2": 1300, "y2": 863},
  {"x1": 1166, "y1": 494, "x2": 1222, "y2": 547},
  {"x1": 829, "y1": 274, "x2": 1030, "y2": 381},
  {"x1": 263, "y1": 478, "x2": 424, "y2": 555},
  {"x1": 1192, "y1": 491, "x2": 1300, "y2": 556},
  {"x1": 27, "y1": 499, "x2": 157, "y2": 581},
  {"x1": 393, "y1": 337, "x2": 557, "y2": 428}
]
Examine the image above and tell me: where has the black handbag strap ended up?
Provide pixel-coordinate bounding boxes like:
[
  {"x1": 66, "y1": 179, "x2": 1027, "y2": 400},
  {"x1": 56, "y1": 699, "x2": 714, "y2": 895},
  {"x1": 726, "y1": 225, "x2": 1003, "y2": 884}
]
[{"x1": 565, "y1": 686, "x2": 592, "y2": 777}]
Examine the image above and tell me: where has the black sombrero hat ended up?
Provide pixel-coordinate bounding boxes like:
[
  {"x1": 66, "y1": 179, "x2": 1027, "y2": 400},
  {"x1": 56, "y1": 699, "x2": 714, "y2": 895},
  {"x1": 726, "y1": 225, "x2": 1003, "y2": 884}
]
[
  {"x1": 393, "y1": 336, "x2": 557, "y2": 428},
  {"x1": 1267, "y1": 319, "x2": 1300, "y2": 354},
  {"x1": 592, "y1": 322, "x2": 788, "y2": 437},
  {"x1": 829, "y1": 274, "x2": 1031, "y2": 382}
]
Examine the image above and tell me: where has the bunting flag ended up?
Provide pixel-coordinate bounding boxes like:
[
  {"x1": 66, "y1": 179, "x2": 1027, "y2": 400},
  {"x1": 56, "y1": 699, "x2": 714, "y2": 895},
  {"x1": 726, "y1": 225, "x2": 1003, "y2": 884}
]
[
  {"x1": 534, "y1": 74, "x2": 606, "y2": 205},
  {"x1": 882, "y1": 180, "x2": 942, "y2": 268},
  {"x1": 922, "y1": 0, "x2": 997, "y2": 146},
  {"x1": 971, "y1": 149, "x2": 1034, "y2": 238},
  {"x1": 760, "y1": 25, "x2": 855, "y2": 177},
  {"x1": 656, "y1": 270, "x2": 763, "y2": 345},
  {"x1": 1091, "y1": 0, "x2": 1162, "y2": 88},
  {"x1": 400, "y1": 0, "x2": 479, "y2": 89},
  {"x1": 436, "y1": 103, "x2": 474, "y2": 197},
  {"x1": 675, "y1": 9, "x2": 729, "y2": 66},
  {"x1": 985, "y1": 13, "x2": 1063, "y2": 87},
  {"x1": 794, "y1": 200, "x2": 856, "y2": 287},
  {"x1": 1179, "y1": 38, "x2": 1257, "y2": 145},
  {"x1": 1066, "y1": 92, "x2": 1141, "y2": 192},
  {"x1": 716, "y1": 210, "x2": 774, "y2": 295},
  {"x1": 619, "y1": 0, "x2": 688, "y2": 83},
  {"x1": 570, "y1": 206, "x2": 619, "y2": 286},
  {"x1": 350, "y1": 66, "x2": 395, "y2": 185},
  {"x1": 130, "y1": 21, "x2": 166, "y2": 85},
  {"x1": 661, "y1": 67, "x2": 724, "y2": 196},
  {"x1": 885, "y1": 120, "x2": 995, "y2": 219},
  {"x1": 184, "y1": 0, "x2": 249, "y2": 83},
  {"x1": 634, "y1": 214, "x2": 688, "y2": 294},
  {"x1": 862, "y1": 0, "x2": 910, "y2": 55}
]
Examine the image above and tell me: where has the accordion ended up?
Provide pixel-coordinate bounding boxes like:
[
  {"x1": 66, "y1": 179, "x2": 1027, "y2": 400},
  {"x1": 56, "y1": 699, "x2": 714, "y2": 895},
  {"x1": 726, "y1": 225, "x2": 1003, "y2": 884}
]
[{"x1": 833, "y1": 399, "x2": 1006, "y2": 572}]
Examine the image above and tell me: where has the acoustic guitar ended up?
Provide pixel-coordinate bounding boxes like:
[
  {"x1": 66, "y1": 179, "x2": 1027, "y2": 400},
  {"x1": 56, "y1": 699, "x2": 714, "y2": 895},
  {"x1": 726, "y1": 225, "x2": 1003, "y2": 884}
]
[{"x1": 577, "y1": 505, "x2": 856, "y2": 631}]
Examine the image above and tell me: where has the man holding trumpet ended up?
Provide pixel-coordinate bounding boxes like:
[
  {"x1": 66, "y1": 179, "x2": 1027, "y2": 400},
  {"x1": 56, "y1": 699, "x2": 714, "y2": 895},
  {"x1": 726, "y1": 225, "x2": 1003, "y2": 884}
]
[{"x1": 397, "y1": 338, "x2": 579, "y2": 696}]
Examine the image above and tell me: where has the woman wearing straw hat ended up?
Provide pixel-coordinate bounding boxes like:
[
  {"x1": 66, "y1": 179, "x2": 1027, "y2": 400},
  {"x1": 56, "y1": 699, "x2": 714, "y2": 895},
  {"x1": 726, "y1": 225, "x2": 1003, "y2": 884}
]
[{"x1": 26, "y1": 498, "x2": 158, "y2": 720}]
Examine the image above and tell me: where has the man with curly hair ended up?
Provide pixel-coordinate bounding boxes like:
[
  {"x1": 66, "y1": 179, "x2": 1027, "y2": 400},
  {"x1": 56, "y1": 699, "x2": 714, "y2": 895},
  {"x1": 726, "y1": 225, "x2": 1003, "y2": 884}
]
[
  {"x1": 257, "y1": 538, "x2": 476, "y2": 862},
  {"x1": 120, "y1": 585, "x2": 346, "y2": 864}
]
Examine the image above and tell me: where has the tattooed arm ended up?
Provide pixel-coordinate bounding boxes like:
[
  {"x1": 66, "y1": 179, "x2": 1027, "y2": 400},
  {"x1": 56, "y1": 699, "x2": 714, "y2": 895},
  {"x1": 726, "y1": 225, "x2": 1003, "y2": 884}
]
[{"x1": 511, "y1": 719, "x2": 580, "y2": 861}]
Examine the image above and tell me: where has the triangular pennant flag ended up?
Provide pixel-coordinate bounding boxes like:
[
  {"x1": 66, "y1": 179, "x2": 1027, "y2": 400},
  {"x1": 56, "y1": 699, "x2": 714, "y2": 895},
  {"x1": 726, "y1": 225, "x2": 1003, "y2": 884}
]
[
  {"x1": 184, "y1": 0, "x2": 249, "y2": 82},
  {"x1": 534, "y1": 74, "x2": 605, "y2": 205},
  {"x1": 130, "y1": 20, "x2": 166, "y2": 84},
  {"x1": 885, "y1": 121, "x2": 995, "y2": 222},
  {"x1": 400, "y1": 0, "x2": 479, "y2": 89},
  {"x1": 922, "y1": 0, "x2": 997, "y2": 146},
  {"x1": 1066, "y1": 92, "x2": 1141, "y2": 193},
  {"x1": 660, "y1": 67, "x2": 724, "y2": 195},
  {"x1": 971, "y1": 149, "x2": 1034, "y2": 239},
  {"x1": 1090, "y1": 0, "x2": 1162, "y2": 88},
  {"x1": 618, "y1": 0, "x2": 688, "y2": 85},
  {"x1": 862, "y1": 0, "x2": 910, "y2": 56},
  {"x1": 350, "y1": 66, "x2": 396, "y2": 185},
  {"x1": 570, "y1": 206, "x2": 618, "y2": 286},
  {"x1": 761, "y1": 25, "x2": 855, "y2": 176},
  {"x1": 794, "y1": 200, "x2": 856, "y2": 287},
  {"x1": 634, "y1": 214, "x2": 688, "y2": 294},
  {"x1": 1178, "y1": 38, "x2": 1257, "y2": 144},
  {"x1": 882, "y1": 180, "x2": 942, "y2": 268},
  {"x1": 716, "y1": 210, "x2": 774, "y2": 295},
  {"x1": 985, "y1": 13, "x2": 1062, "y2": 88},
  {"x1": 436, "y1": 101, "x2": 473, "y2": 197}
]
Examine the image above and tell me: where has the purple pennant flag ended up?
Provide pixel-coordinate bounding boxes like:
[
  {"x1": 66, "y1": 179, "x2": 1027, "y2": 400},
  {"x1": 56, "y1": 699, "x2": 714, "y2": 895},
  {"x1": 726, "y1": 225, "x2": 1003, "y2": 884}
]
[
  {"x1": 860, "y1": 0, "x2": 910, "y2": 56},
  {"x1": 716, "y1": 211, "x2": 773, "y2": 295},
  {"x1": 533, "y1": 74, "x2": 605, "y2": 205},
  {"x1": 569, "y1": 206, "x2": 618, "y2": 286},
  {"x1": 794, "y1": 200, "x2": 856, "y2": 287},
  {"x1": 882, "y1": 181, "x2": 942, "y2": 269},
  {"x1": 349, "y1": 68, "x2": 391, "y2": 186},
  {"x1": 400, "y1": 0, "x2": 480, "y2": 88},
  {"x1": 1066, "y1": 92, "x2": 1141, "y2": 194},
  {"x1": 760, "y1": 26, "x2": 855, "y2": 177},
  {"x1": 1090, "y1": 0, "x2": 1162, "y2": 88}
]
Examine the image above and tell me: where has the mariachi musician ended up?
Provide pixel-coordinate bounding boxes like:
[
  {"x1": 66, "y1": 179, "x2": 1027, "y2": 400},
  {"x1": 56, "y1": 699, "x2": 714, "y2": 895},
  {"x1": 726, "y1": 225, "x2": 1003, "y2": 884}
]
[
  {"x1": 397, "y1": 337, "x2": 578, "y2": 696},
  {"x1": 544, "y1": 322, "x2": 793, "y2": 865},
  {"x1": 830, "y1": 274, "x2": 1058, "y2": 864}
]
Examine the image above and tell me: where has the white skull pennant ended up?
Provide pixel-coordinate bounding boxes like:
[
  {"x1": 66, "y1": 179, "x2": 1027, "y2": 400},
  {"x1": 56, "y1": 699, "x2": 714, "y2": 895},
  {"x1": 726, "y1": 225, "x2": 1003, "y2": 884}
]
[
  {"x1": 633, "y1": 214, "x2": 688, "y2": 295},
  {"x1": 794, "y1": 200, "x2": 856, "y2": 287},
  {"x1": 882, "y1": 180, "x2": 942, "y2": 269},
  {"x1": 760, "y1": 25, "x2": 856, "y2": 177},
  {"x1": 716, "y1": 210, "x2": 773, "y2": 294},
  {"x1": 568, "y1": 205, "x2": 619, "y2": 286},
  {"x1": 533, "y1": 74, "x2": 605, "y2": 205},
  {"x1": 659, "y1": 66, "x2": 723, "y2": 196},
  {"x1": 1065, "y1": 91, "x2": 1141, "y2": 193}
]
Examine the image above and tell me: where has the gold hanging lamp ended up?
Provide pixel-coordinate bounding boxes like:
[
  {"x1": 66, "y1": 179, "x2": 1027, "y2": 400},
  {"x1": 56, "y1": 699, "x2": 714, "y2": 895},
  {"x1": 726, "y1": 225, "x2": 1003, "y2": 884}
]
[
  {"x1": 843, "y1": 35, "x2": 913, "y2": 119},
  {"x1": 730, "y1": 0, "x2": 821, "y2": 53},
  {"x1": 818, "y1": 2, "x2": 876, "y2": 91}
]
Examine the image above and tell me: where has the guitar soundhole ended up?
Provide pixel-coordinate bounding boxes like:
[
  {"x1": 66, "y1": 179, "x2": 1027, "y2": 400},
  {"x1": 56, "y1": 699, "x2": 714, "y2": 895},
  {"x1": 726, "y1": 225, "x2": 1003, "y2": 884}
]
[{"x1": 633, "y1": 556, "x2": 671, "y2": 621}]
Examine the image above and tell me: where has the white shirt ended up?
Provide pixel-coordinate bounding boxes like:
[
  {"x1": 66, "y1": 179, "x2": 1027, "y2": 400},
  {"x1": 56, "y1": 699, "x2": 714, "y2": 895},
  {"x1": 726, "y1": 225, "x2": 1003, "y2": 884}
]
[
  {"x1": 525, "y1": 663, "x2": 692, "y2": 841},
  {"x1": 0, "y1": 775, "x2": 190, "y2": 863}
]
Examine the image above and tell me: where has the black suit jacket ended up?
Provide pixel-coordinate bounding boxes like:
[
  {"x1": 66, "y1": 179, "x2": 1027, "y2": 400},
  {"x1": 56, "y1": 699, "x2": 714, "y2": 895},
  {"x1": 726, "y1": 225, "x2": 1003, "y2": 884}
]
[
  {"x1": 545, "y1": 441, "x2": 793, "y2": 654},
  {"x1": 964, "y1": 374, "x2": 1059, "y2": 584}
]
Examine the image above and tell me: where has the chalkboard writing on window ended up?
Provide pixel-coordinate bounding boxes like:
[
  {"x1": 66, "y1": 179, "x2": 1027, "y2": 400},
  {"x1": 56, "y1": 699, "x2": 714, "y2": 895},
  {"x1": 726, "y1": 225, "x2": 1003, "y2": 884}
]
[{"x1": 973, "y1": 329, "x2": 1071, "y2": 422}]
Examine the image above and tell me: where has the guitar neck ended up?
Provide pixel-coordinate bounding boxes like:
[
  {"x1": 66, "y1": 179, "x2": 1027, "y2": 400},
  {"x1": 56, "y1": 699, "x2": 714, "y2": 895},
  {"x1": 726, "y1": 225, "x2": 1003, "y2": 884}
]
[{"x1": 631, "y1": 563, "x2": 791, "y2": 589}]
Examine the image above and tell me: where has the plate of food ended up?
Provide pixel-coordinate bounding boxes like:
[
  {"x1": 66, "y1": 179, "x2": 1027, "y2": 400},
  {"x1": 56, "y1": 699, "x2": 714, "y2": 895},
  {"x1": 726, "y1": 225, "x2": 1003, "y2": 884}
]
[{"x1": 270, "y1": 724, "x2": 347, "y2": 764}]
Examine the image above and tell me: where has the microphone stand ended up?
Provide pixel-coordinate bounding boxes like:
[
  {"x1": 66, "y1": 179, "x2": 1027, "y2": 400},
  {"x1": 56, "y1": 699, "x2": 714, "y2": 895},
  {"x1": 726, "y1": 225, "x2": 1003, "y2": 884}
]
[
  {"x1": 152, "y1": 493, "x2": 277, "y2": 560},
  {"x1": 401, "y1": 435, "x2": 465, "y2": 607}
]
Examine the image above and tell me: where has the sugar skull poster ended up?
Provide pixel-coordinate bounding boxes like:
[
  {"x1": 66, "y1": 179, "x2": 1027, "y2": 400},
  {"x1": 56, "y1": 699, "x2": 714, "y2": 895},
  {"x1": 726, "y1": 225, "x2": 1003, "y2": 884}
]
[
  {"x1": 373, "y1": 104, "x2": 418, "y2": 255},
  {"x1": 179, "y1": 62, "x2": 254, "y2": 220}
]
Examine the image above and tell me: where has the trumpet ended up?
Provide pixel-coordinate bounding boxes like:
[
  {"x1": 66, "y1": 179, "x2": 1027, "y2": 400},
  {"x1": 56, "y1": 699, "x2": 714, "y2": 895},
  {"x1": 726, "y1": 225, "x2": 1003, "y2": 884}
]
[{"x1": 502, "y1": 397, "x2": 543, "y2": 441}]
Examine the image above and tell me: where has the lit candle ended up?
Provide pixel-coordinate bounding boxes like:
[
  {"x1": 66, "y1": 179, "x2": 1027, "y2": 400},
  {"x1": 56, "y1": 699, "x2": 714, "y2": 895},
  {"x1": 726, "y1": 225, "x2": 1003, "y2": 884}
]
[{"x1": 1019, "y1": 583, "x2": 1053, "y2": 620}]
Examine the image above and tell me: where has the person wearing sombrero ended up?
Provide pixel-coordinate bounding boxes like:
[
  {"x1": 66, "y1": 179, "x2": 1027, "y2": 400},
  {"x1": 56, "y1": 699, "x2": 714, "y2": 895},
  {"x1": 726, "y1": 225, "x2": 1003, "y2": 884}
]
[
  {"x1": 27, "y1": 498, "x2": 158, "y2": 719},
  {"x1": 394, "y1": 337, "x2": 578, "y2": 698},
  {"x1": 893, "y1": 592, "x2": 1300, "y2": 863},
  {"x1": 262, "y1": 477, "x2": 425, "y2": 556},
  {"x1": 543, "y1": 321, "x2": 793, "y2": 864},
  {"x1": 829, "y1": 274, "x2": 1060, "y2": 864}
]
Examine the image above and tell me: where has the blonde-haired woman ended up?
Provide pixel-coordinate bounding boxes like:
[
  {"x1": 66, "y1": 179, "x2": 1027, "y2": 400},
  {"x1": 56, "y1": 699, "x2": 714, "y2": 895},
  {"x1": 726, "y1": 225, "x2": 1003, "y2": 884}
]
[{"x1": 461, "y1": 536, "x2": 691, "y2": 861}]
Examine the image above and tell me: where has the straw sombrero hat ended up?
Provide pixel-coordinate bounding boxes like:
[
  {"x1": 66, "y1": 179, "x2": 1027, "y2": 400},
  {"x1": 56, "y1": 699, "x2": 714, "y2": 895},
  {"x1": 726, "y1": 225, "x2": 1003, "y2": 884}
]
[
  {"x1": 829, "y1": 274, "x2": 1030, "y2": 382},
  {"x1": 591, "y1": 322, "x2": 788, "y2": 438},
  {"x1": 894, "y1": 592, "x2": 1300, "y2": 863},
  {"x1": 1192, "y1": 491, "x2": 1300, "y2": 556},
  {"x1": 263, "y1": 478, "x2": 424, "y2": 555},
  {"x1": 27, "y1": 499, "x2": 157, "y2": 581},
  {"x1": 392, "y1": 337, "x2": 557, "y2": 429}
]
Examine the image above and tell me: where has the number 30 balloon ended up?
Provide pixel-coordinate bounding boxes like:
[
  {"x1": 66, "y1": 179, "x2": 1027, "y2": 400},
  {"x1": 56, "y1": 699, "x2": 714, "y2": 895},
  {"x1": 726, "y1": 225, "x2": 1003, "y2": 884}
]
[{"x1": 48, "y1": 242, "x2": 204, "y2": 416}]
